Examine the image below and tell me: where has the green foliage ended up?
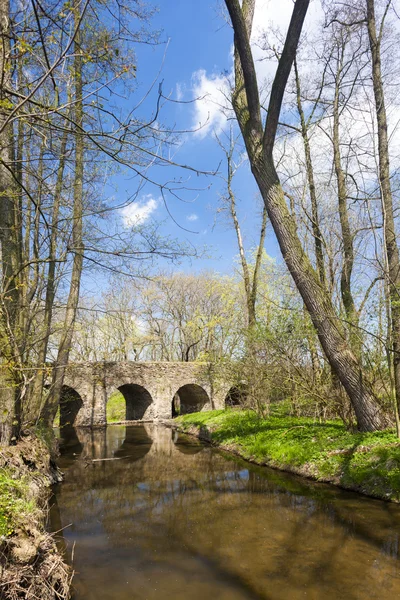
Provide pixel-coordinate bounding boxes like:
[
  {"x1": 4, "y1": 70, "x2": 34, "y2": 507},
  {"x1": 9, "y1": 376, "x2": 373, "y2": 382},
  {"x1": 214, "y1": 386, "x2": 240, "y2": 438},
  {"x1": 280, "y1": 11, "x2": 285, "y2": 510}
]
[
  {"x1": 106, "y1": 390, "x2": 126, "y2": 423},
  {"x1": 0, "y1": 469, "x2": 36, "y2": 538},
  {"x1": 177, "y1": 408, "x2": 400, "y2": 501}
]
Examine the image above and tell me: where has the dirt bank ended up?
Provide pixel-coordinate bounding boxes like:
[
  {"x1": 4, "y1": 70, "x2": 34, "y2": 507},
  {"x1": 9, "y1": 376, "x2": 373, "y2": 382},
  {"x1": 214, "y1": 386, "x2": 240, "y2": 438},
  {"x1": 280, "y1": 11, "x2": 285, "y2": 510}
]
[{"x1": 0, "y1": 432, "x2": 71, "y2": 600}]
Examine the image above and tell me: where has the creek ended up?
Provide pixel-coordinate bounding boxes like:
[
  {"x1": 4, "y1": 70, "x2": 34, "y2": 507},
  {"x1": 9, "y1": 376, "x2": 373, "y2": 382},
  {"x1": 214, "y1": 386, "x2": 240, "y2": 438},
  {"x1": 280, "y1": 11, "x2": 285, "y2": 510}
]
[{"x1": 50, "y1": 424, "x2": 400, "y2": 600}]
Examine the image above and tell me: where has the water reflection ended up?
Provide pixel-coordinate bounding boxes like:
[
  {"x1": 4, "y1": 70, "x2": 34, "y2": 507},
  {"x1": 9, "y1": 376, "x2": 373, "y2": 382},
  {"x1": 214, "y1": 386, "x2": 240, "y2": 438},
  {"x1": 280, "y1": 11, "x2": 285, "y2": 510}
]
[{"x1": 51, "y1": 425, "x2": 400, "y2": 600}]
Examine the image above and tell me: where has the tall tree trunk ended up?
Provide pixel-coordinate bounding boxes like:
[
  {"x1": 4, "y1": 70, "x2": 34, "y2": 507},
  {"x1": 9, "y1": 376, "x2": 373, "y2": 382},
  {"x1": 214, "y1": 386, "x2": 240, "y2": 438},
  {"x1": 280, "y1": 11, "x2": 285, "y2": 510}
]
[
  {"x1": 225, "y1": 0, "x2": 386, "y2": 431},
  {"x1": 294, "y1": 58, "x2": 326, "y2": 287},
  {"x1": 366, "y1": 0, "x2": 400, "y2": 435},
  {"x1": 223, "y1": 128, "x2": 268, "y2": 329},
  {"x1": 331, "y1": 47, "x2": 360, "y2": 355},
  {"x1": 0, "y1": 0, "x2": 22, "y2": 443},
  {"x1": 25, "y1": 126, "x2": 69, "y2": 425},
  {"x1": 41, "y1": 1, "x2": 84, "y2": 425}
]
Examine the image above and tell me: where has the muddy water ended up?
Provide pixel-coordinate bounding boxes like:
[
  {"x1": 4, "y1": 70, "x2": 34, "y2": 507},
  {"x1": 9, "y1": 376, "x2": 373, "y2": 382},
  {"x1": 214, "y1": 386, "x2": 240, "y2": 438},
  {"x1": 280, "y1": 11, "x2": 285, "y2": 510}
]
[{"x1": 51, "y1": 424, "x2": 400, "y2": 600}]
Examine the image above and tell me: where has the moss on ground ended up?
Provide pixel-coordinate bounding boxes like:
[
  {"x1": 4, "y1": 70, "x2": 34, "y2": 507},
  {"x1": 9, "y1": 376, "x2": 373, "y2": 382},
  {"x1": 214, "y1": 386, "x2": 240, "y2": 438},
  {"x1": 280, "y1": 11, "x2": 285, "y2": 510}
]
[{"x1": 176, "y1": 408, "x2": 400, "y2": 501}]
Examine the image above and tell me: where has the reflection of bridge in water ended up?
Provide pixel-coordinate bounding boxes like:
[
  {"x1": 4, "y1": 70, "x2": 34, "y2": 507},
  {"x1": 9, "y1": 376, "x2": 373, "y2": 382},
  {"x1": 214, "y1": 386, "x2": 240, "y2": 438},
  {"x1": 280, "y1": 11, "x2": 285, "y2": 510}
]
[
  {"x1": 60, "y1": 361, "x2": 239, "y2": 427},
  {"x1": 57, "y1": 424, "x2": 207, "y2": 472}
]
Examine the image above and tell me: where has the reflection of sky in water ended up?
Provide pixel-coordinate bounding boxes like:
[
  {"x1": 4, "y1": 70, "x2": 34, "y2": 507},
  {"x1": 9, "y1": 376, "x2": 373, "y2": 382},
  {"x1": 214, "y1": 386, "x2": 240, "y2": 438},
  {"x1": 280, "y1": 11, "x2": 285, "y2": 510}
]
[{"x1": 51, "y1": 425, "x2": 400, "y2": 600}]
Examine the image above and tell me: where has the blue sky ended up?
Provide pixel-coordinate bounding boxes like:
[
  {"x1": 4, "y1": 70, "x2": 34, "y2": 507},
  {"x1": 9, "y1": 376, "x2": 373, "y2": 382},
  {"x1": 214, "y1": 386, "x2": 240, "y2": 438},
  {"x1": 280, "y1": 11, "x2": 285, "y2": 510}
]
[{"x1": 95, "y1": 0, "x2": 286, "y2": 286}]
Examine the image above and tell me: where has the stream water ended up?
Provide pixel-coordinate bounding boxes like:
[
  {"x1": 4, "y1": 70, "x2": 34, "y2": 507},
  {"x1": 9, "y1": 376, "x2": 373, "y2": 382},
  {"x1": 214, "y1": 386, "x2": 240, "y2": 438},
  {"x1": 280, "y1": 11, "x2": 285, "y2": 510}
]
[{"x1": 50, "y1": 424, "x2": 400, "y2": 600}]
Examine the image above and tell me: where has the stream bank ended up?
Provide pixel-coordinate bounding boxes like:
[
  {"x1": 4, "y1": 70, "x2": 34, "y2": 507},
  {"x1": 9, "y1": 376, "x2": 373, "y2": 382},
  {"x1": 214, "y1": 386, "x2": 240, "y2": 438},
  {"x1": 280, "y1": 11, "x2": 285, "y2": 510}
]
[
  {"x1": 0, "y1": 432, "x2": 71, "y2": 600},
  {"x1": 173, "y1": 408, "x2": 400, "y2": 502}
]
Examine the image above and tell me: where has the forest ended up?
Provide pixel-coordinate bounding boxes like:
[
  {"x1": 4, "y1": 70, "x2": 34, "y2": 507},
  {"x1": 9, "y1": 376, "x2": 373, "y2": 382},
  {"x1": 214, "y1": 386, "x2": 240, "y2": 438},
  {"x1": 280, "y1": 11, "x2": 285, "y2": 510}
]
[{"x1": 1, "y1": 0, "x2": 400, "y2": 445}]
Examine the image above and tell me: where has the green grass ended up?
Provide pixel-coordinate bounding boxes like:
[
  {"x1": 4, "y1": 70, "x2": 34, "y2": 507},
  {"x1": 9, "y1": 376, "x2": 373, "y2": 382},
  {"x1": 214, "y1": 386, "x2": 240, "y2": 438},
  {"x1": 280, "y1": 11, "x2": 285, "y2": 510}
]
[
  {"x1": 176, "y1": 408, "x2": 400, "y2": 501},
  {"x1": 0, "y1": 469, "x2": 36, "y2": 538},
  {"x1": 106, "y1": 390, "x2": 126, "y2": 423}
]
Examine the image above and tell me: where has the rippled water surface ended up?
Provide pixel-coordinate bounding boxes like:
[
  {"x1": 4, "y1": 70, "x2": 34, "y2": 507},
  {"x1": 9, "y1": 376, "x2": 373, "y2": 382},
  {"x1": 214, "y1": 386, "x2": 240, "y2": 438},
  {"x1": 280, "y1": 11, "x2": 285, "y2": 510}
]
[{"x1": 51, "y1": 424, "x2": 400, "y2": 600}]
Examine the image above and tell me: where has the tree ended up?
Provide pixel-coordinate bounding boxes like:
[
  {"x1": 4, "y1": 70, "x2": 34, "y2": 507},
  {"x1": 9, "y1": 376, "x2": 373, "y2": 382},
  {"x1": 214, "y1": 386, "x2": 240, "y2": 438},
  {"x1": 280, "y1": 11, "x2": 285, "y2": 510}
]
[
  {"x1": 216, "y1": 126, "x2": 268, "y2": 329},
  {"x1": 224, "y1": 0, "x2": 386, "y2": 430}
]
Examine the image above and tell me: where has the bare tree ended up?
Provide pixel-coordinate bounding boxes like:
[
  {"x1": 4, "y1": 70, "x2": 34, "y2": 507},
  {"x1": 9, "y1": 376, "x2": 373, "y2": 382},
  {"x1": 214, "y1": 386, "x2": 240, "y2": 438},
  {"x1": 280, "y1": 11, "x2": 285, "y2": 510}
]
[{"x1": 216, "y1": 126, "x2": 267, "y2": 329}]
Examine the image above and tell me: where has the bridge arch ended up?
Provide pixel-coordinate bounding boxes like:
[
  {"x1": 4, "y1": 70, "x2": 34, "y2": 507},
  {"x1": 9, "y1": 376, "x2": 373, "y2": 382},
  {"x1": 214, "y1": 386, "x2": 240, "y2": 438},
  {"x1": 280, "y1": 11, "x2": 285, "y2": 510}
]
[
  {"x1": 59, "y1": 385, "x2": 84, "y2": 427},
  {"x1": 107, "y1": 383, "x2": 153, "y2": 422},
  {"x1": 172, "y1": 383, "x2": 209, "y2": 416},
  {"x1": 225, "y1": 384, "x2": 248, "y2": 408}
]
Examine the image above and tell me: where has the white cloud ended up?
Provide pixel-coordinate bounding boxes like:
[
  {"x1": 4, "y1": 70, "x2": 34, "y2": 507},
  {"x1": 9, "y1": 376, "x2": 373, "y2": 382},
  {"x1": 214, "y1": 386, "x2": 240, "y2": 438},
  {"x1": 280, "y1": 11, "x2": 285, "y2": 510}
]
[
  {"x1": 189, "y1": 0, "x2": 324, "y2": 137},
  {"x1": 120, "y1": 195, "x2": 158, "y2": 227},
  {"x1": 187, "y1": 213, "x2": 199, "y2": 222},
  {"x1": 191, "y1": 69, "x2": 231, "y2": 137}
]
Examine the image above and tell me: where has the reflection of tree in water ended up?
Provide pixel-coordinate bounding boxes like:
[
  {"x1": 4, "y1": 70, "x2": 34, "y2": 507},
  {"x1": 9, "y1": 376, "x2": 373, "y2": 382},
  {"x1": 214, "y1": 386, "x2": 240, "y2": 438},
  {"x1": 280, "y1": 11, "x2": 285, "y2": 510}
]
[{"x1": 53, "y1": 425, "x2": 400, "y2": 600}]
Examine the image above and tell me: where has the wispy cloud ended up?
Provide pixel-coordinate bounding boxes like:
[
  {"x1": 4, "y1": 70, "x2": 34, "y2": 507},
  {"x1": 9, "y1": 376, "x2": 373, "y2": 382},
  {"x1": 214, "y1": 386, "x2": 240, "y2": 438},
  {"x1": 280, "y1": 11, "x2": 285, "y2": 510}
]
[
  {"x1": 120, "y1": 195, "x2": 158, "y2": 227},
  {"x1": 187, "y1": 213, "x2": 199, "y2": 222},
  {"x1": 191, "y1": 69, "x2": 231, "y2": 137},
  {"x1": 176, "y1": 82, "x2": 183, "y2": 101}
]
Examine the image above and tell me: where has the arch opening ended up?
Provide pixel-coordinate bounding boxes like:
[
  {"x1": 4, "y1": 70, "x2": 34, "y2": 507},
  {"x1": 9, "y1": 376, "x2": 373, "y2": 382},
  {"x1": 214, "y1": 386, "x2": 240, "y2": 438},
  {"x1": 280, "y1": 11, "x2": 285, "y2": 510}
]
[
  {"x1": 172, "y1": 384, "x2": 209, "y2": 416},
  {"x1": 59, "y1": 385, "x2": 83, "y2": 427},
  {"x1": 225, "y1": 385, "x2": 248, "y2": 408},
  {"x1": 107, "y1": 384, "x2": 153, "y2": 422}
]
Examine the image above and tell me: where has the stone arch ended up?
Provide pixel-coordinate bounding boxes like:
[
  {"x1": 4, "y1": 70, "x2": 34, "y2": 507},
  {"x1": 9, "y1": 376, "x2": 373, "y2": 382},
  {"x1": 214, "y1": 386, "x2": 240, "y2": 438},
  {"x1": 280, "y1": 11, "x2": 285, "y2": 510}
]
[
  {"x1": 59, "y1": 385, "x2": 84, "y2": 427},
  {"x1": 107, "y1": 383, "x2": 153, "y2": 422},
  {"x1": 225, "y1": 384, "x2": 248, "y2": 407},
  {"x1": 172, "y1": 383, "x2": 209, "y2": 416}
]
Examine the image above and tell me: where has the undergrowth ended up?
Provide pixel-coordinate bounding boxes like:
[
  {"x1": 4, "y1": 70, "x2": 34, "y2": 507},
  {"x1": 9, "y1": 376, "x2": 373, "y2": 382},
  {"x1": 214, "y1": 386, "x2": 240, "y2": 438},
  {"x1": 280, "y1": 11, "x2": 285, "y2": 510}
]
[{"x1": 0, "y1": 470, "x2": 36, "y2": 538}]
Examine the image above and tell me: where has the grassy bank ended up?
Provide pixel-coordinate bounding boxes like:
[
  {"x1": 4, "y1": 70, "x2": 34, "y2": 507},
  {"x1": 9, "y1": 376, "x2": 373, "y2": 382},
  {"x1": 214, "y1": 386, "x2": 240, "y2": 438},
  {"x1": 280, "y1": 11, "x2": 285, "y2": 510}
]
[
  {"x1": 0, "y1": 433, "x2": 71, "y2": 599},
  {"x1": 175, "y1": 408, "x2": 400, "y2": 502}
]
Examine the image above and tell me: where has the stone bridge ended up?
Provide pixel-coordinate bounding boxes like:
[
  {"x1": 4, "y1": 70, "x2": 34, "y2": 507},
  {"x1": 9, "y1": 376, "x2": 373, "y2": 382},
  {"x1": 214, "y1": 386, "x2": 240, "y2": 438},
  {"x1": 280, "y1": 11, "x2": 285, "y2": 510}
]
[{"x1": 61, "y1": 361, "x2": 235, "y2": 427}]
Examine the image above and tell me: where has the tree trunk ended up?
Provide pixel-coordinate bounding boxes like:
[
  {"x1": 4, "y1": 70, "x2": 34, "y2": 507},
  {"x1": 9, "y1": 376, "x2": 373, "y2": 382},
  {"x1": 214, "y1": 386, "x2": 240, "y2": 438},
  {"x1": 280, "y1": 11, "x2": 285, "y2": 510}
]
[
  {"x1": 0, "y1": 0, "x2": 22, "y2": 443},
  {"x1": 25, "y1": 126, "x2": 69, "y2": 425},
  {"x1": 332, "y1": 49, "x2": 360, "y2": 354},
  {"x1": 252, "y1": 160, "x2": 385, "y2": 431},
  {"x1": 41, "y1": 1, "x2": 84, "y2": 425},
  {"x1": 366, "y1": 0, "x2": 400, "y2": 434},
  {"x1": 294, "y1": 58, "x2": 326, "y2": 287}
]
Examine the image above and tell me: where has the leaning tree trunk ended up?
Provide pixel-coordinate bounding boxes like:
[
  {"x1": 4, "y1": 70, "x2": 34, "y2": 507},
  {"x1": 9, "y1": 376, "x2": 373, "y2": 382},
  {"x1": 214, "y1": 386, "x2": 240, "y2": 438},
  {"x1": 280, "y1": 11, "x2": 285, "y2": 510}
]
[
  {"x1": 225, "y1": 0, "x2": 386, "y2": 431},
  {"x1": 252, "y1": 160, "x2": 384, "y2": 431}
]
